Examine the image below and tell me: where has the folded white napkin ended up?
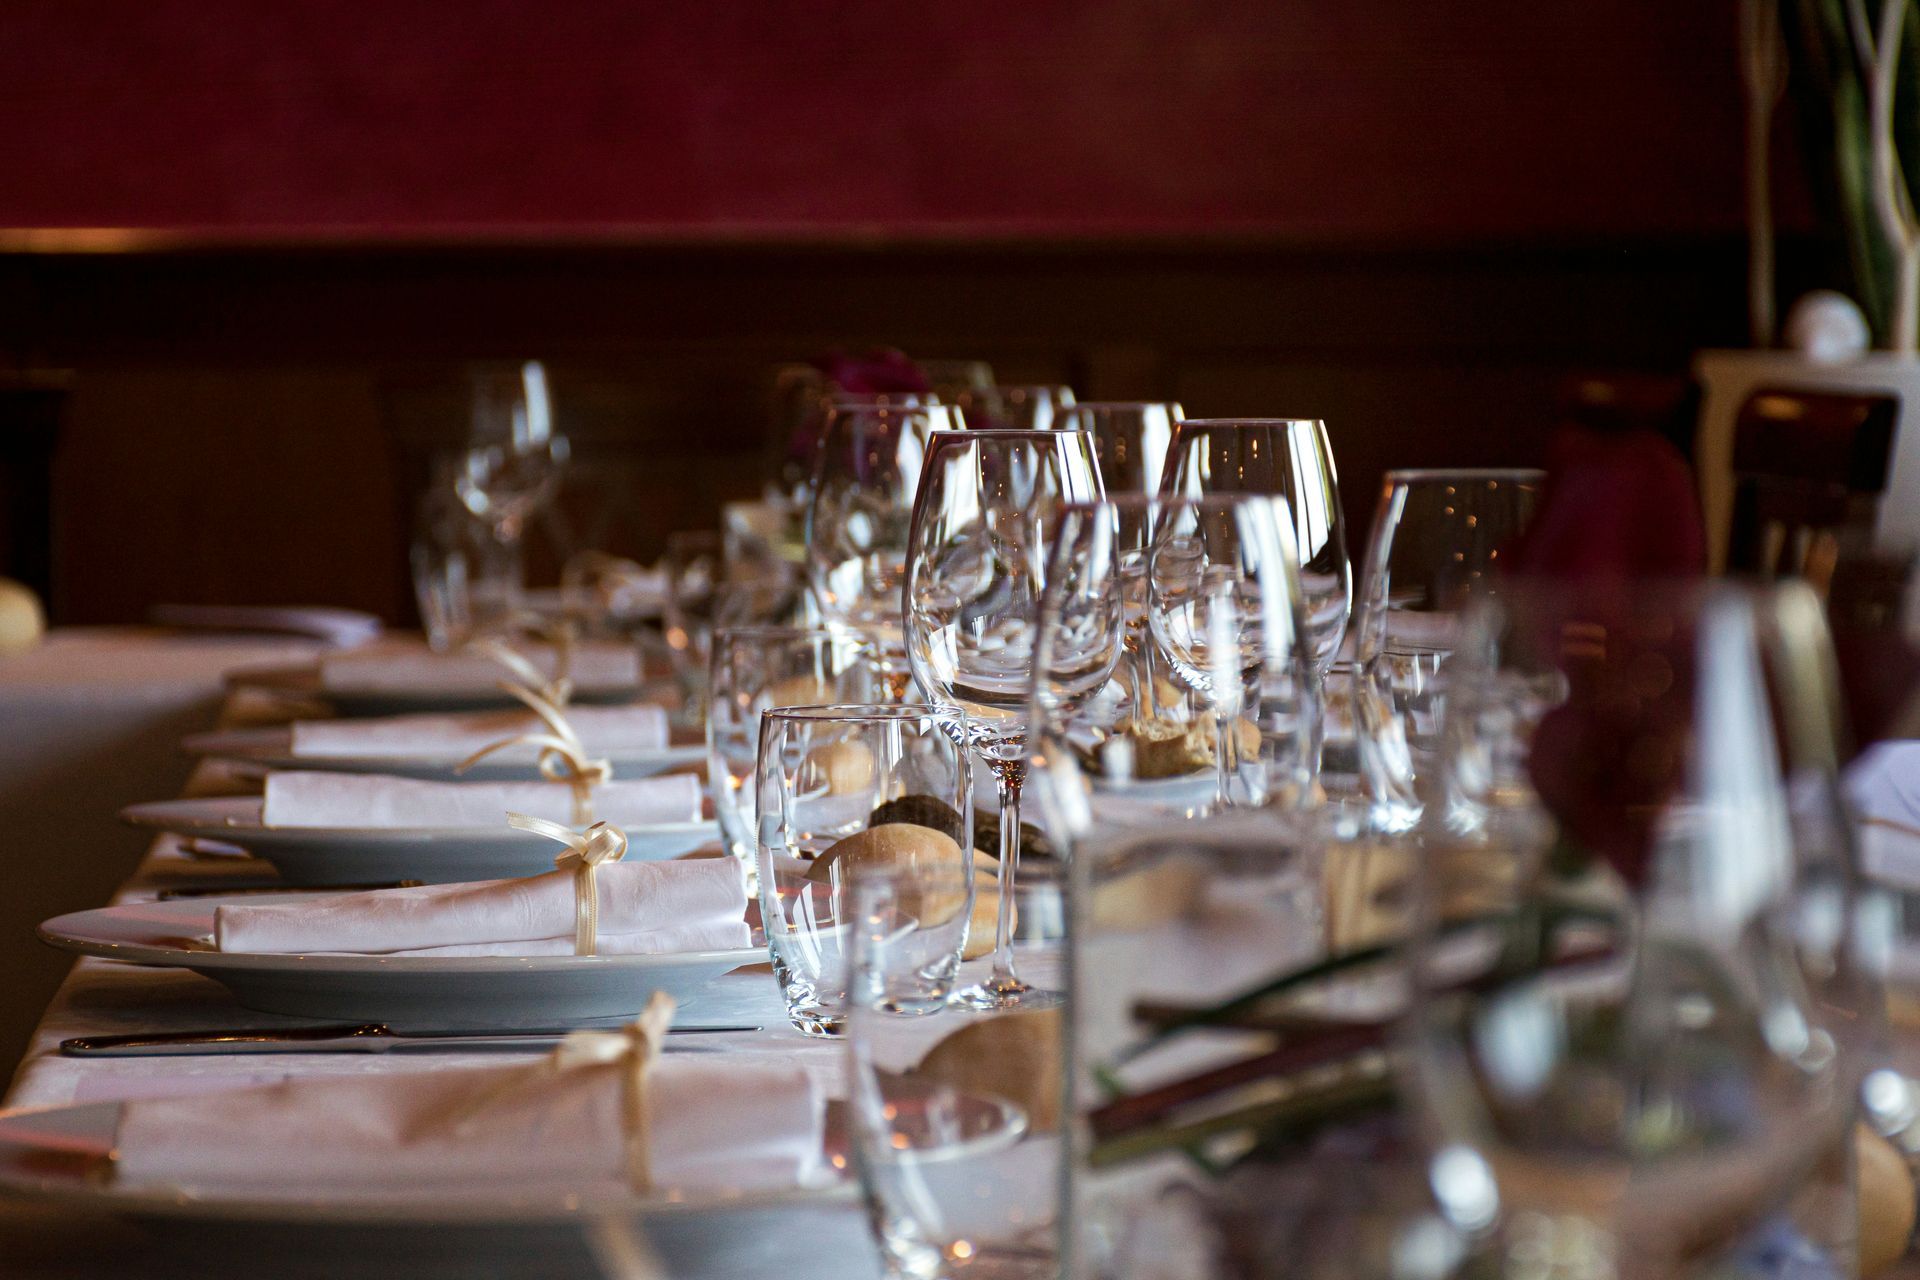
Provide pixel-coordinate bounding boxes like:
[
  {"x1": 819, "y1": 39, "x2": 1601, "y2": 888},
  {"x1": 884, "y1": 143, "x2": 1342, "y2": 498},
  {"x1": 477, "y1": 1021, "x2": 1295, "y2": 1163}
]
[
  {"x1": 260, "y1": 771, "x2": 702, "y2": 829},
  {"x1": 215, "y1": 857, "x2": 747, "y2": 954},
  {"x1": 113, "y1": 1052, "x2": 824, "y2": 1193},
  {"x1": 289, "y1": 704, "x2": 669, "y2": 759},
  {"x1": 151, "y1": 603, "x2": 384, "y2": 648},
  {"x1": 319, "y1": 639, "x2": 640, "y2": 693}
]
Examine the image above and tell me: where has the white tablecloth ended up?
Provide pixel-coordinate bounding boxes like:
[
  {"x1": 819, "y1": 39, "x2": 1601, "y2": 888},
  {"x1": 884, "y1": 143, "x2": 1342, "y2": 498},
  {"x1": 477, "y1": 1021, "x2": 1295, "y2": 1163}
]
[{"x1": 0, "y1": 629, "x2": 326, "y2": 1075}]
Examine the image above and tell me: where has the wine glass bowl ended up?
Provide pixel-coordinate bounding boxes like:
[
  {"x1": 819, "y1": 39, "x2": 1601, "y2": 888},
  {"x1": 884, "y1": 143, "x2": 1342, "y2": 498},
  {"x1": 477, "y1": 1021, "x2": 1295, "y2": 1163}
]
[
  {"x1": 1158, "y1": 418, "x2": 1351, "y2": 676},
  {"x1": 806, "y1": 399, "x2": 964, "y2": 698},
  {"x1": 1352, "y1": 467, "x2": 1543, "y2": 832},
  {"x1": 1055, "y1": 401, "x2": 1184, "y2": 497},
  {"x1": 1405, "y1": 580, "x2": 1873, "y2": 1277}
]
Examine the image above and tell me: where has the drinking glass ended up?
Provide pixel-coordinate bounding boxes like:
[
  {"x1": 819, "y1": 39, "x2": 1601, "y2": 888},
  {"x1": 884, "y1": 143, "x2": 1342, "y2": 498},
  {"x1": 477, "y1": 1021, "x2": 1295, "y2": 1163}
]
[
  {"x1": 412, "y1": 458, "x2": 514, "y2": 649},
  {"x1": 1352, "y1": 467, "x2": 1543, "y2": 832},
  {"x1": 1030, "y1": 495, "x2": 1321, "y2": 831},
  {"x1": 1404, "y1": 579, "x2": 1880, "y2": 1278},
  {"x1": 989, "y1": 384, "x2": 1077, "y2": 430},
  {"x1": 922, "y1": 360, "x2": 998, "y2": 427},
  {"x1": 848, "y1": 867, "x2": 1067, "y2": 1279},
  {"x1": 807, "y1": 400, "x2": 966, "y2": 698},
  {"x1": 755, "y1": 703, "x2": 974, "y2": 1035},
  {"x1": 1160, "y1": 419, "x2": 1350, "y2": 676},
  {"x1": 453, "y1": 361, "x2": 571, "y2": 608},
  {"x1": 1055, "y1": 401, "x2": 1184, "y2": 497},
  {"x1": 709, "y1": 627, "x2": 877, "y2": 870},
  {"x1": 904, "y1": 428, "x2": 1104, "y2": 1009}
]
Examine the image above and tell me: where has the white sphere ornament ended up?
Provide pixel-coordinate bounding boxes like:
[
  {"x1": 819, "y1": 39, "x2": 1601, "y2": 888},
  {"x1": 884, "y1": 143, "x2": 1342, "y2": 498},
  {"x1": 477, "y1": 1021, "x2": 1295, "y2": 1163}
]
[
  {"x1": 0, "y1": 578, "x2": 43, "y2": 654},
  {"x1": 1783, "y1": 290, "x2": 1871, "y2": 363}
]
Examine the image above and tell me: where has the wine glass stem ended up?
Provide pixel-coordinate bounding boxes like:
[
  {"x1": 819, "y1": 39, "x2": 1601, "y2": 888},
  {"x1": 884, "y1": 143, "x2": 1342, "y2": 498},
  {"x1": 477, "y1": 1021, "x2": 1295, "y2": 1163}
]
[
  {"x1": 1214, "y1": 710, "x2": 1235, "y2": 808},
  {"x1": 989, "y1": 757, "x2": 1026, "y2": 988}
]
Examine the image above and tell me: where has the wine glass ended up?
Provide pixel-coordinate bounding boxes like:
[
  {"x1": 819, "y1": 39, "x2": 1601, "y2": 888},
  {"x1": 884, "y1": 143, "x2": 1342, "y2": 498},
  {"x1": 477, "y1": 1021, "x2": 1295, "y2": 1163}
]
[
  {"x1": 1055, "y1": 401, "x2": 1184, "y2": 497},
  {"x1": 989, "y1": 384, "x2": 1077, "y2": 430},
  {"x1": 1159, "y1": 418, "x2": 1350, "y2": 677},
  {"x1": 452, "y1": 361, "x2": 570, "y2": 611},
  {"x1": 1404, "y1": 579, "x2": 1879, "y2": 1277},
  {"x1": 806, "y1": 399, "x2": 965, "y2": 698},
  {"x1": 1352, "y1": 468, "x2": 1543, "y2": 832},
  {"x1": 904, "y1": 428, "x2": 1104, "y2": 1009},
  {"x1": 754, "y1": 703, "x2": 974, "y2": 1035}
]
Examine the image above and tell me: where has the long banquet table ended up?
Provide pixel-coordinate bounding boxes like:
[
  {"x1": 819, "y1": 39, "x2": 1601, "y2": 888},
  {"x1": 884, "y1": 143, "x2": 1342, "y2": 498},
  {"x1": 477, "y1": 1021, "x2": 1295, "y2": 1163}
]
[{"x1": 0, "y1": 634, "x2": 887, "y2": 1279}]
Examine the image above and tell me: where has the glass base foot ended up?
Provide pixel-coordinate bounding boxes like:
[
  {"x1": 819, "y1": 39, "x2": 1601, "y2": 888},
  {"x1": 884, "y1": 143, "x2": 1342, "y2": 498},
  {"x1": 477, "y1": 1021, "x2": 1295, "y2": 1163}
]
[{"x1": 949, "y1": 977, "x2": 1064, "y2": 1012}]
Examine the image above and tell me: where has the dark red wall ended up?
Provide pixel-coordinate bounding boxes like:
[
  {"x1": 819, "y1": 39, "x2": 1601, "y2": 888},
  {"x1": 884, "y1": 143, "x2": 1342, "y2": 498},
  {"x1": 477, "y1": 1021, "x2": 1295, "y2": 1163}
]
[{"x1": 0, "y1": 0, "x2": 1743, "y2": 243}]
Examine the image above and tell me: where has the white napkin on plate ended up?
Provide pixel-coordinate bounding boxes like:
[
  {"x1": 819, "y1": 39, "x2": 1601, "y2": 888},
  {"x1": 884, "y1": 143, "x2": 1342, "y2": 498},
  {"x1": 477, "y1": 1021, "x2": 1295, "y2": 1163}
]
[
  {"x1": 113, "y1": 1052, "x2": 824, "y2": 1193},
  {"x1": 260, "y1": 771, "x2": 702, "y2": 829},
  {"x1": 215, "y1": 857, "x2": 747, "y2": 955},
  {"x1": 319, "y1": 639, "x2": 640, "y2": 693},
  {"x1": 289, "y1": 704, "x2": 669, "y2": 759}
]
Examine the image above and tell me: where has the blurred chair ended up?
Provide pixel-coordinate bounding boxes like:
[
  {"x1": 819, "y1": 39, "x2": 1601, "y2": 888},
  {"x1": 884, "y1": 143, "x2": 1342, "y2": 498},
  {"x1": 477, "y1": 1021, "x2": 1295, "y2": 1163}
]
[{"x1": 1720, "y1": 387, "x2": 1897, "y2": 594}]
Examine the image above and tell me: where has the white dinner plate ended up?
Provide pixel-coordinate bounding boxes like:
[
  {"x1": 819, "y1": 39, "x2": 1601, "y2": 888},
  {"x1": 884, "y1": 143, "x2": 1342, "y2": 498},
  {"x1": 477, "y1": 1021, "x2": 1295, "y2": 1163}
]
[
  {"x1": 121, "y1": 797, "x2": 718, "y2": 885},
  {"x1": 38, "y1": 898, "x2": 765, "y2": 1027},
  {"x1": 0, "y1": 1090, "x2": 1019, "y2": 1241},
  {"x1": 182, "y1": 726, "x2": 706, "y2": 783},
  {"x1": 226, "y1": 663, "x2": 648, "y2": 717}
]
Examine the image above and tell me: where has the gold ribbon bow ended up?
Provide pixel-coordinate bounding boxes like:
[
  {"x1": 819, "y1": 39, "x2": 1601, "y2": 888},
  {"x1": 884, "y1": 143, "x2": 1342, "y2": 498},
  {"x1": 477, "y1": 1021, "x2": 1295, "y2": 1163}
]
[
  {"x1": 503, "y1": 811, "x2": 629, "y2": 956},
  {"x1": 435, "y1": 991, "x2": 678, "y2": 1194},
  {"x1": 465, "y1": 623, "x2": 577, "y2": 708},
  {"x1": 456, "y1": 678, "x2": 613, "y2": 825}
]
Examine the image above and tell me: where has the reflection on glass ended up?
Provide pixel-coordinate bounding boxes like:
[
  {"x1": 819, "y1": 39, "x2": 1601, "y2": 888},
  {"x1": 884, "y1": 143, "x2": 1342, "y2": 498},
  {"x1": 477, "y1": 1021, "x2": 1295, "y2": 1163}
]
[
  {"x1": 1159, "y1": 418, "x2": 1350, "y2": 675},
  {"x1": 1056, "y1": 402, "x2": 1184, "y2": 497}
]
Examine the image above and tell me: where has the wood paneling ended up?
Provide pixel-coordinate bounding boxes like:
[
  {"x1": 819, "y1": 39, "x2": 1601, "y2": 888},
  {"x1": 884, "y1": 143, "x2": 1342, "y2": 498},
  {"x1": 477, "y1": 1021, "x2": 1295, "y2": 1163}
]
[{"x1": 1, "y1": 237, "x2": 1767, "y2": 623}]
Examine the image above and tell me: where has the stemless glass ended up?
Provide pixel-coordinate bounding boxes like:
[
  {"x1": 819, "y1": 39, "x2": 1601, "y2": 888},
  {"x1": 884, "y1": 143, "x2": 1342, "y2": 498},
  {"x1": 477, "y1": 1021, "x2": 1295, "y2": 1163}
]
[
  {"x1": 1406, "y1": 580, "x2": 1880, "y2": 1279},
  {"x1": 849, "y1": 868, "x2": 1067, "y2": 1280},
  {"x1": 904, "y1": 428, "x2": 1104, "y2": 1010},
  {"x1": 1352, "y1": 467, "x2": 1543, "y2": 832},
  {"x1": 755, "y1": 703, "x2": 974, "y2": 1035},
  {"x1": 1159, "y1": 418, "x2": 1350, "y2": 676},
  {"x1": 708, "y1": 627, "x2": 877, "y2": 869},
  {"x1": 1055, "y1": 402, "x2": 1184, "y2": 497},
  {"x1": 807, "y1": 400, "x2": 965, "y2": 698}
]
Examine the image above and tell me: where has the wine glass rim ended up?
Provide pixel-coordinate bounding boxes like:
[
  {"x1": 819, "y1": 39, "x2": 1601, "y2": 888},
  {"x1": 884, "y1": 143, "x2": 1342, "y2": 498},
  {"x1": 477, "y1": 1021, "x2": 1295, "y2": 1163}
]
[
  {"x1": 828, "y1": 392, "x2": 940, "y2": 404},
  {"x1": 759, "y1": 701, "x2": 967, "y2": 724},
  {"x1": 1057, "y1": 400, "x2": 1184, "y2": 410},
  {"x1": 929, "y1": 427, "x2": 1091, "y2": 437},
  {"x1": 1174, "y1": 417, "x2": 1326, "y2": 428},
  {"x1": 1052, "y1": 493, "x2": 1288, "y2": 513},
  {"x1": 1382, "y1": 466, "x2": 1545, "y2": 483}
]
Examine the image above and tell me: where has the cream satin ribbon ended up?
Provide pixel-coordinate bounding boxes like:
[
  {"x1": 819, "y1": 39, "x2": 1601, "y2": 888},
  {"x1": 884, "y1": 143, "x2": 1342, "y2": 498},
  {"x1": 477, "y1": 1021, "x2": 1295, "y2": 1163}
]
[
  {"x1": 455, "y1": 679, "x2": 613, "y2": 825},
  {"x1": 436, "y1": 991, "x2": 678, "y2": 1194},
  {"x1": 507, "y1": 810, "x2": 629, "y2": 956},
  {"x1": 465, "y1": 622, "x2": 577, "y2": 708}
]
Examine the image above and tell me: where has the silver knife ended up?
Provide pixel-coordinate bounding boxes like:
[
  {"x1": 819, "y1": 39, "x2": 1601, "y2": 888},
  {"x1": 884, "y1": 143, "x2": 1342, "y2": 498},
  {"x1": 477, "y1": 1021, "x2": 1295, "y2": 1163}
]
[{"x1": 61, "y1": 1023, "x2": 761, "y2": 1056}]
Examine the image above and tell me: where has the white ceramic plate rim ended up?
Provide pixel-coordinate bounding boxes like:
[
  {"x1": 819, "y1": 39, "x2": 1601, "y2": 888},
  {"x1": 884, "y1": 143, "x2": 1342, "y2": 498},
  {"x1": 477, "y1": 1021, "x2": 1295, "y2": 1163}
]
[
  {"x1": 38, "y1": 900, "x2": 765, "y2": 977},
  {"x1": 0, "y1": 1100, "x2": 846, "y2": 1226},
  {"x1": 121, "y1": 797, "x2": 715, "y2": 846},
  {"x1": 182, "y1": 727, "x2": 705, "y2": 771}
]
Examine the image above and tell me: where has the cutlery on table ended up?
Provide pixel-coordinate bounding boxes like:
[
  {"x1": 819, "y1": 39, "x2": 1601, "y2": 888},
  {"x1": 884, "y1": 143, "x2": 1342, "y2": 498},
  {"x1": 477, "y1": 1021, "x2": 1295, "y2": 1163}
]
[{"x1": 61, "y1": 1023, "x2": 764, "y2": 1056}]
